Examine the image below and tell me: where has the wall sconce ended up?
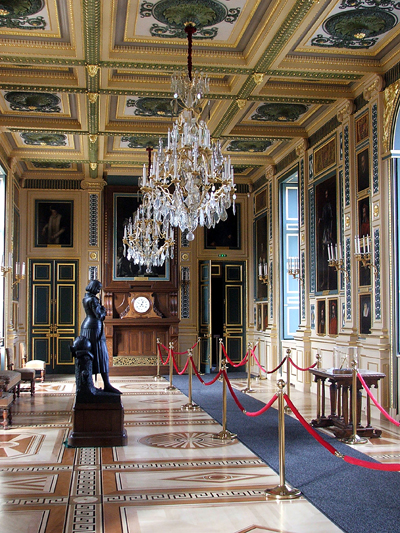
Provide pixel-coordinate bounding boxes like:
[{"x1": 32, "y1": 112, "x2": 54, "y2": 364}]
[
  {"x1": 327, "y1": 242, "x2": 348, "y2": 281},
  {"x1": 287, "y1": 256, "x2": 303, "y2": 284},
  {"x1": 12, "y1": 261, "x2": 26, "y2": 287},
  {"x1": 354, "y1": 234, "x2": 377, "y2": 277},
  {"x1": 1, "y1": 253, "x2": 12, "y2": 276},
  {"x1": 258, "y1": 258, "x2": 269, "y2": 285}
]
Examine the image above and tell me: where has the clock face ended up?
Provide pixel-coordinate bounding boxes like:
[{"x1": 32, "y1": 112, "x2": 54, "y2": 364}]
[{"x1": 133, "y1": 296, "x2": 151, "y2": 314}]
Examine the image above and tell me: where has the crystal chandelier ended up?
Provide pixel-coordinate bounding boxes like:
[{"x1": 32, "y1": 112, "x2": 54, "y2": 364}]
[
  {"x1": 123, "y1": 148, "x2": 175, "y2": 274},
  {"x1": 147, "y1": 22, "x2": 236, "y2": 242}
]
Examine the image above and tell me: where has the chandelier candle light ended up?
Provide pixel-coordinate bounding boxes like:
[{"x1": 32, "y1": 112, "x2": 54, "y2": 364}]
[{"x1": 144, "y1": 22, "x2": 236, "y2": 242}]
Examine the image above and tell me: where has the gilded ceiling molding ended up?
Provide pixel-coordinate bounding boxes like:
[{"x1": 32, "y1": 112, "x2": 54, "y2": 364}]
[
  {"x1": 265, "y1": 165, "x2": 275, "y2": 181},
  {"x1": 81, "y1": 179, "x2": 106, "y2": 191},
  {"x1": 266, "y1": 69, "x2": 361, "y2": 81},
  {"x1": 337, "y1": 99, "x2": 355, "y2": 123},
  {"x1": 89, "y1": 135, "x2": 98, "y2": 143},
  {"x1": 89, "y1": 163, "x2": 97, "y2": 171},
  {"x1": 383, "y1": 79, "x2": 400, "y2": 154},
  {"x1": 295, "y1": 139, "x2": 309, "y2": 158},
  {"x1": 236, "y1": 99, "x2": 247, "y2": 109},
  {"x1": 86, "y1": 65, "x2": 99, "y2": 77},
  {"x1": 8, "y1": 157, "x2": 18, "y2": 174},
  {"x1": 363, "y1": 75, "x2": 385, "y2": 102},
  {"x1": 100, "y1": 60, "x2": 250, "y2": 75},
  {"x1": 87, "y1": 92, "x2": 99, "y2": 104},
  {"x1": 252, "y1": 73, "x2": 265, "y2": 85}
]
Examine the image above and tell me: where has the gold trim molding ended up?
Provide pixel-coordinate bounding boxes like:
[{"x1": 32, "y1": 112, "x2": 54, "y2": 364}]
[{"x1": 383, "y1": 79, "x2": 400, "y2": 154}]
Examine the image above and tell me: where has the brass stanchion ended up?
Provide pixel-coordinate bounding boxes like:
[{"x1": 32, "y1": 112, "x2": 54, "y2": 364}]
[
  {"x1": 284, "y1": 348, "x2": 292, "y2": 413},
  {"x1": 154, "y1": 338, "x2": 163, "y2": 381},
  {"x1": 316, "y1": 353, "x2": 322, "y2": 421},
  {"x1": 181, "y1": 348, "x2": 200, "y2": 411},
  {"x1": 165, "y1": 341, "x2": 177, "y2": 391},
  {"x1": 340, "y1": 359, "x2": 368, "y2": 445},
  {"x1": 218, "y1": 337, "x2": 223, "y2": 381},
  {"x1": 241, "y1": 342, "x2": 255, "y2": 393},
  {"x1": 255, "y1": 338, "x2": 265, "y2": 381},
  {"x1": 265, "y1": 379, "x2": 301, "y2": 500},
  {"x1": 214, "y1": 358, "x2": 237, "y2": 441}
]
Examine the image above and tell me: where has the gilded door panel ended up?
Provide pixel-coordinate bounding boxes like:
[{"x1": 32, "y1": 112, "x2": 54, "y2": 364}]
[
  {"x1": 223, "y1": 263, "x2": 245, "y2": 366},
  {"x1": 199, "y1": 260, "x2": 211, "y2": 373},
  {"x1": 32, "y1": 285, "x2": 51, "y2": 326},
  {"x1": 57, "y1": 284, "x2": 75, "y2": 326},
  {"x1": 29, "y1": 259, "x2": 78, "y2": 374}
]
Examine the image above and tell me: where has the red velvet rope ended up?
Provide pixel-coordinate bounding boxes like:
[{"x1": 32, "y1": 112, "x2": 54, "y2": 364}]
[
  {"x1": 221, "y1": 343, "x2": 248, "y2": 367},
  {"x1": 288, "y1": 357, "x2": 317, "y2": 372},
  {"x1": 357, "y1": 372, "x2": 400, "y2": 427},
  {"x1": 191, "y1": 359, "x2": 223, "y2": 385},
  {"x1": 171, "y1": 351, "x2": 190, "y2": 375},
  {"x1": 285, "y1": 394, "x2": 400, "y2": 471},
  {"x1": 252, "y1": 352, "x2": 287, "y2": 374},
  {"x1": 157, "y1": 344, "x2": 170, "y2": 365},
  {"x1": 284, "y1": 394, "x2": 339, "y2": 455},
  {"x1": 222, "y1": 370, "x2": 278, "y2": 415}
]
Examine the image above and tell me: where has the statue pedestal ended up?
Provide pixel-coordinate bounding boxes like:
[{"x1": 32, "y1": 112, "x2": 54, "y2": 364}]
[{"x1": 67, "y1": 396, "x2": 127, "y2": 447}]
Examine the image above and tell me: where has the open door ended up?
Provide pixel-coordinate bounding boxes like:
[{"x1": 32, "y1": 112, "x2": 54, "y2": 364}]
[
  {"x1": 199, "y1": 260, "x2": 246, "y2": 373},
  {"x1": 199, "y1": 260, "x2": 212, "y2": 373}
]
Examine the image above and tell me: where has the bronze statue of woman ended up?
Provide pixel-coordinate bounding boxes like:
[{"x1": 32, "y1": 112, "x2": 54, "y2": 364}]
[{"x1": 80, "y1": 279, "x2": 121, "y2": 394}]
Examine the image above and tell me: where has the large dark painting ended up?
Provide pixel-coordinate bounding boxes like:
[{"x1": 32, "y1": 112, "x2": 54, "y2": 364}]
[
  {"x1": 360, "y1": 293, "x2": 372, "y2": 335},
  {"x1": 35, "y1": 200, "x2": 73, "y2": 247},
  {"x1": 357, "y1": 148, "x2": 369, "y2": 192},
  {"x1": 315, "y1": 175, "x2": 338, "y2": 292},
  {"x1": 205, "y1": 204, "x2": 240, "y2": 249},
  {"x1": 113, "y1": 193, "x2": 169, "y2": 280}
]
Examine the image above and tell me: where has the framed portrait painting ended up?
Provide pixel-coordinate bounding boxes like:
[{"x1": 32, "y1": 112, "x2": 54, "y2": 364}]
[
  {"x1": 358, "y1": 198, "x2": 371, "y2": 286},
  {"x1": 360, "y1": 293, "x2": 372, "y2": 335},
  {"x1": 35, "y1": 200, "x2": 73, "y2": 247},
  {"x1": 317, "y1": 300, "x2": 326, "y2": 335},
  {"x1": 357, "y1": 148, "x2": 370, "y2": 192},
  {"x1": 328, "y1": 298, "x2": 338, "y2": 335},
  {"x1": 356, "y1": 113, "x2": 369, "y2": 145}
]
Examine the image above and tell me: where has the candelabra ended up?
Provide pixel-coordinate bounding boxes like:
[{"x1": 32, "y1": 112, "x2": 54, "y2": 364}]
[
  {"x1": 258, "y1": 259, "x2": 269, "y2": 285},
  {"x1": 1, "y1": 254, "x2": 25, "y2": 286},
  {"x1": 354, "y1": 234, "x2": 377, "y2": 277},
  {"x1": 327, "y1": 242, "x2": 349, "y2": 281},
  {"x1": 287, "y1": 257, "x2": 303, "y2": 284}
]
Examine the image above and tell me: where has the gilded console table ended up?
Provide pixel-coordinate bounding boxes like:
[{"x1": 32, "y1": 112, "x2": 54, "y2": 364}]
[{"x1": 309, "y1": 368, "x2": 385, "y2": 439}]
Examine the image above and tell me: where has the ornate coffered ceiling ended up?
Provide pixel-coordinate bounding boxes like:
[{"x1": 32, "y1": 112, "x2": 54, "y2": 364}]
[{"x1": 0, "y1": 0, "x2": 398, "y2": 186}]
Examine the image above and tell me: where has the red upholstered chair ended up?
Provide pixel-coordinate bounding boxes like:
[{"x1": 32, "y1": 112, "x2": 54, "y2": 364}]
[{"x1": 0, "y1": 379, "x2": 13, "y2": 429}]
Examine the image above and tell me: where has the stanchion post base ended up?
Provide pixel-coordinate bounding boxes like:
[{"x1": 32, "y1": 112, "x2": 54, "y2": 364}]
[
  {"x1": 181, "y1": 402, "x2": 200, "y2": 411},
  {"x1": 339, "y1": 434, "x2": 368, "y2": 445},
  {"x1": 213, "y1": 430, "x2": 237, "y2": 441},
  {"x1": 165, "y1": 385, "x2": 177, "y2": 392},
  {"x1": 265, "y1": 484, "x2": 301, "y2": 500},
  {"x1": 154, "y1": 375, "x2": 164, "y2": 381},
  {"x1": 241, "y1": 387, "x2": 255, "y2": 394}
]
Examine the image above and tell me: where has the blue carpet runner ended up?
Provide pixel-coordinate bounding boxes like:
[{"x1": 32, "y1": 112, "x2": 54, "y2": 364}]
[{"x1": 171, "y1": 374, "x2": 400, "y2": 533}]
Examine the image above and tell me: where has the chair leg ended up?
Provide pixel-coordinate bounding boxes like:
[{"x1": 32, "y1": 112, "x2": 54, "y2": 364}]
[
  {"x1": 31, "y1": 379, "x2": 35, "y2": 395},
  {"x1": 40, "y1": 370, "x2": 44, "y2": 382},
  {"x1": 2, "y1": 407, "x2": 8, "y2": 429}
]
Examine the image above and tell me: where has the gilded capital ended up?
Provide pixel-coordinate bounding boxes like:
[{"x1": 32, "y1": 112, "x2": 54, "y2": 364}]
[
  {"x1": 89, "y1": 162, "x2": 97, "y2": 171},
  {"x1": 89, "y1": 134, "x2": 98, "y2": 143},
  {"x1": 81, "y1": 178, "x2": 106, "y2": 191},
  {"x1": 337, "y1": 99, "x2": 354, "y2": 123},
  {"x1": 265, "y1": 164, "x2": 275, "y2": 180},
  {"x1": 364, "y1": 74, "x2": 384, "y2": 102},
  {"x1": 295, "y1": 139, "x2": 308, "y2": 157}
]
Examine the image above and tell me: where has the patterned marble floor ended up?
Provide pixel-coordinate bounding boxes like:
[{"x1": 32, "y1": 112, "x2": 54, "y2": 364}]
[{"x1": 0, "y1": 373, "x2": 397, "y2": 533}]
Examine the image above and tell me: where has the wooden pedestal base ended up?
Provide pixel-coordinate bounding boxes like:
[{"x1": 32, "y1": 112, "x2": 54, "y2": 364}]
[{"x1": 68, "y1": 397, "x2": 127, "y2": 447}]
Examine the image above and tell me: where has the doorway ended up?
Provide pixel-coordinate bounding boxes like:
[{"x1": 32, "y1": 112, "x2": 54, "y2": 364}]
[
  {"x1": 199, "y1": 260, "x2": 246, "y2": 373},
  {"x1": 28, "y1": 259, "x2": 79, "y2": 374}
]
